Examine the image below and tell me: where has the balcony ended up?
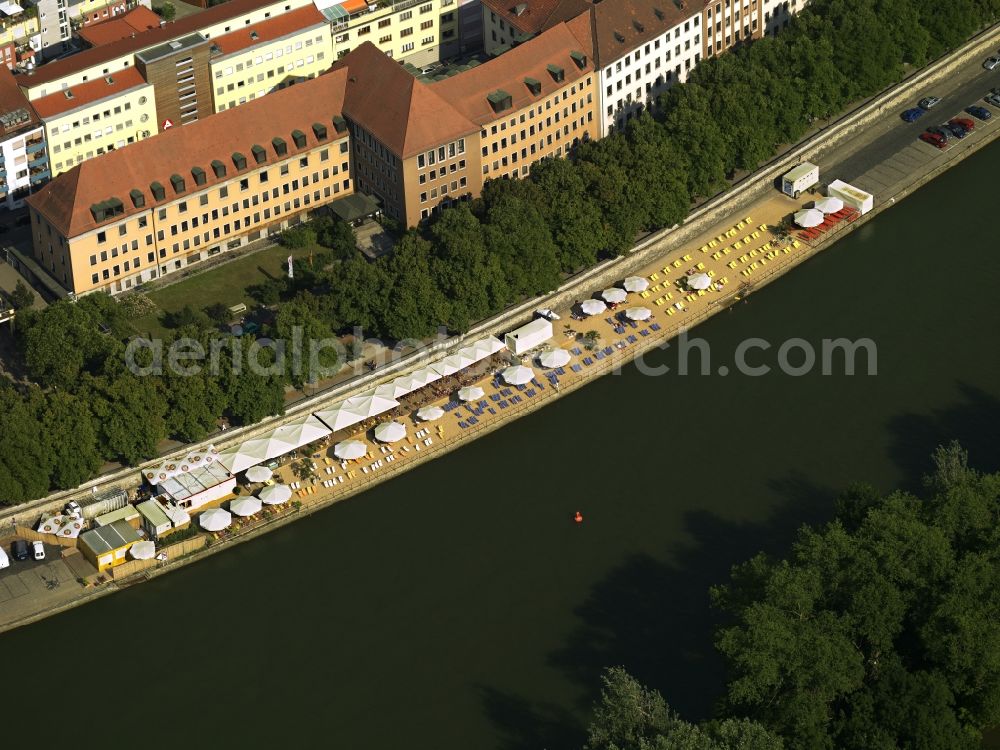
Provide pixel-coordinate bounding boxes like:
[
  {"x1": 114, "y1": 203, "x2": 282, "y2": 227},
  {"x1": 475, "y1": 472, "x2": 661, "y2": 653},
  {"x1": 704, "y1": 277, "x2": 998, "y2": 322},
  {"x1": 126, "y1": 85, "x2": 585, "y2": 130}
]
[
  {"x1": 28, "y1": 152, "x2": 48, "y2": 168},
  {"x1": 25, "y1": 140, "x2": 45, "y2": 155},
  {"x1": 29, "y1": 168, "x2": 50, "y2": 184}
]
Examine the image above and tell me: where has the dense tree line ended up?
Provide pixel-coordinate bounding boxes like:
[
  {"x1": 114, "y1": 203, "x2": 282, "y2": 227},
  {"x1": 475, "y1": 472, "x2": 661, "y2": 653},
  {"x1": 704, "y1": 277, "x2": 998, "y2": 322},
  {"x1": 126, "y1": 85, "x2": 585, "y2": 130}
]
[
  {"x1": 0, "y1": 294, "x2": 285, "y2": 504},
  {"x1": 585, "y1": 443, "x2": 1000, "y2": 749},
  {"x1": 1, "y1": 0, "x2": 997, "y2": 503}
]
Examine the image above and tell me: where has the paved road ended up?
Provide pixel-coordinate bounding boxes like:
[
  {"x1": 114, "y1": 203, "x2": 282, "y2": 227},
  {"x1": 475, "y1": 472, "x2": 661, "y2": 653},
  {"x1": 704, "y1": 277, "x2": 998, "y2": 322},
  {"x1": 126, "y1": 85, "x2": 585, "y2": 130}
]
[{"x1": 830, "y1": 56, "x2": 1000, "y2": 189}]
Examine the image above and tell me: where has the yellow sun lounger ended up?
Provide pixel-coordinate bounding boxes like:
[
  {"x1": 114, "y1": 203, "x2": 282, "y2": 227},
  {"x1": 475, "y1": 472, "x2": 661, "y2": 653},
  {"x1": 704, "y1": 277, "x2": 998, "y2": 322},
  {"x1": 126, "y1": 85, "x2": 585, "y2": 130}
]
[
  {"x1": 734, "y1": 240, "x2": 743, "y2": 249},
  {"x1": 723, "y1": 247, "x2": 732, "y2": 255},
  {"x1": 736, "y1": 221, "x2": 745, "y2": 230},
  {"x1": 751, "y1": 231, "x2": 760, "y2": 239},
  {"x1": 744, "y1": 216, "x2": 752, "y2": 224},
  {"x1": 707, "y1": 269, "x2": 716, "y2": 277},
  {"x1": 712, "y1": 252, "x2": 722, "y2": 260},
  {"x1": 695, "y1": 262, "x2": 705, "y2": 270},
  {"x1": 700, "y1": 245, "x2": 709, "y2": 253},
  {"x1": 697, "y1": 289, "x2": 706, "y2": 297},
  {"x1": 667, "y1": 308, "x2": 675, "y2": 316},
  {"x1": 650, "y1": 272, "x2": 660, "y2": 281},
  {"x1": 792, "y1": 240, "x2": 801, "y2": 249},
  {"x1": 673, "y1": 260, "x2": 682, "y2": 268},
  {"x1": 709, "y1": 239, "x2": 718, "y2": 248},
  {"x1": 728, "y1": 261, "x2": 738, "y2": 269},
  {"x1": 682, "y1": 253, "x2": 692, "y2": 261},
  {"x1": 662, "y1": 266, "x2": 671, "y2": 275},
  {"x1": 758, "y1": 224, "x2": 767, "y2": 232},
  {"x1": 666, "y1": 292, "x2": 673, "y2": 300},
  {"x1": 641, "y1": 291, "x2": 651, "y2": 298},
  {"x1": 783, "y1": 247, "x2": 790, "y2": 254}
]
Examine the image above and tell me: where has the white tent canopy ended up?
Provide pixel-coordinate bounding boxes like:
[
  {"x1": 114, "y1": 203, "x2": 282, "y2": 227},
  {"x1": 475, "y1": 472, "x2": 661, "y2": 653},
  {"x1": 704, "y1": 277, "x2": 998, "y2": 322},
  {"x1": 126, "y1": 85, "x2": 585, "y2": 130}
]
[
  {"x1": 230, "y1": 496, "x2": 262, "y2": 517},
  {"x1": 315, "y1": 392, "x2": 400, "y2": 432},
  {"x1": 199, "y1": 508, "x2": 231, "y2": 532},
  {"x1": 130, "y1": 540, "x2": 156, "y2": 560},
  {"x1": 334, "y1": 440, "x2": 368, "y2": 460},
  {"x1": 267, "y1": 413, "x2": 332, "y2": 454},
  {"x1": 502, "y1": 365, "x2": 534, "y2": 385},
  {"x1": 687, "y1": 273, "x2": 712, "y2": 290},
  {"x1": 216, "y1": 434, "x2": 292, "y2": 474},
  {"x1": 458, "y1": 385, "x2": 485, "y2": 402},
  {"x1": 814, "y1": 196, "x2": 843, "y2": 214},
  {"x1": 794, "y1": 208, "x2": 824, "y2": 228},
  {"x1": 504, "y1": 317, "x2": 553, "y2": 355},
  {"x1": 145, "y1": 446, "x2": 220, "y2": 485},
  {"x1": 258, "y1": 483, "x2": 292, "y2": 505},
  {"x1": 601, "y1": 288, "x2": 627, "y2": 304},
  {"x1": 625, "y1": 307, "x2": 652, "y2": 321},
  {"x1": 416, "y1": 405, "x2": 445, "y2": 421},
  {"x1": 431, "y1": 352, "x2": 478, "y2": 378},
  {"x1": 538, "y1": 348, "x2": 571, "y2": 368},
  {"x1": 245, "y1": 465, "x2": 272, "y2": 483},
  {"x1": 374, "y1": 421, "x2": 406, "y2": 443},
  {"x1": 623, "y1": 276, "x2": 649, "y2": 293},
  {"x1": 580, "y1": 299, "x2": 607, "y2": 316}
]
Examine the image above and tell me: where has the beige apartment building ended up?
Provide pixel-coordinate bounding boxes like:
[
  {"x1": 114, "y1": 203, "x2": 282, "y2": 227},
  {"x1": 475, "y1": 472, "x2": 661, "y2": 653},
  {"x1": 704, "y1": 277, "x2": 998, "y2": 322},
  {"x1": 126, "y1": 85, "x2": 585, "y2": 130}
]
[
  {"x1": 27, "y1": 67, "x2": 352, "y2": 294},
  {"x1": 341, "y1": 24, "x2": 599, "y2": 227}
]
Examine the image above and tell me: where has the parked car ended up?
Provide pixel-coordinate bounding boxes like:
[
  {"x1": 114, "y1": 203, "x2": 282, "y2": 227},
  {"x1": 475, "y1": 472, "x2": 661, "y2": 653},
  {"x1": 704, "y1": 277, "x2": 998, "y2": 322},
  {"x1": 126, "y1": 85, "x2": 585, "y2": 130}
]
[
  {"x1": 0, "y1": 547, "x2": 8, "y2": 569},
  {"x1": 950, "y1": 117, "x2": 975, "y2": 132},
  {"x1": 31, "y1": 541, "x2": 45, "y2": 561},
  {"x1": 919, "y1": 96, "x2": 942, "y2": 109},
  {"x1": 946, "y1": 121, "x2": 969, "y2": 138},
  {"x1": 11, "y1": 540, "x2": 29, "y2": 561},
  {"x1": 14, "y1": 215, "x2": 30, "y2": 227},
  {"x1": 985, "y1": 93, "x2": 1000, "y2": 107},
  {"x1": 927, "y1": 125, "x2": 951, "y2": 142},
  {"x1": 985, "y1": 57, "x2": 1000, "y2": 70},
  {"x1": 965, "y1": 105, "x2": 991, "y2": 121},
  {"x1": 64, "y1": 500, "x2": 82, "y2": 517},
  {"x1": 919, "y1": 132, "x2": 947, "y2": 149},
  {"x1": 902, "y1": 107, "x2": 925, "y2": 122}
]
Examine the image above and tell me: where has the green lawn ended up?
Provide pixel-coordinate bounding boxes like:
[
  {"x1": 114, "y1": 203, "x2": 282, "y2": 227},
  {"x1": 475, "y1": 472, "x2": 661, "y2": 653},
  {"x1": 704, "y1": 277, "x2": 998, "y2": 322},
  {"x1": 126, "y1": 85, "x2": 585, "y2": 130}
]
[{"x1": 130, "y1": 243, "x2": 321, "y2": 338}]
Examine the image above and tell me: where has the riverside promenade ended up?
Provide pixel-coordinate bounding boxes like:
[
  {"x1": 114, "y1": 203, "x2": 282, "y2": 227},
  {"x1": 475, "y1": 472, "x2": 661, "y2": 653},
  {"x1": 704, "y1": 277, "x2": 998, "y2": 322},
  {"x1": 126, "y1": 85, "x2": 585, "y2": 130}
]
[{"x1": 3, "y1": 22, "x2": 1000, "y2": 633}]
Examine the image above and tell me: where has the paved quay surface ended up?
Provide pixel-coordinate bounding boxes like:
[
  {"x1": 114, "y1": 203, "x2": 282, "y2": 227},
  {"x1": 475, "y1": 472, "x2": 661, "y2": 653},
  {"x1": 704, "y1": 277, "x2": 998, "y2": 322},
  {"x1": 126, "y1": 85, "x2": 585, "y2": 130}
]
[{"x1": 3, "y1": 31, "x2": 1000, "y2": 633}]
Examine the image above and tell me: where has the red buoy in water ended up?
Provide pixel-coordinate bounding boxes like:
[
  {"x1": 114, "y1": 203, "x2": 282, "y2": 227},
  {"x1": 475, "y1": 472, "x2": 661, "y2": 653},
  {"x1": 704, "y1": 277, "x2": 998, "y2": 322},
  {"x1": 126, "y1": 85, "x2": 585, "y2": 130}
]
[{"x1": 574, "y1": 511, "x2": 584, "y2": 523}]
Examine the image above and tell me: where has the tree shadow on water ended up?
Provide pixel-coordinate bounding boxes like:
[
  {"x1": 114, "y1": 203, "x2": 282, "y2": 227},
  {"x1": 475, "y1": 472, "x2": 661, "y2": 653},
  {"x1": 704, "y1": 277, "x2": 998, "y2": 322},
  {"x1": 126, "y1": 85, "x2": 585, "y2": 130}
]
[
  {"x1": 478, "y1": 685, "x2": 585, "y2": 750},
  {"x1": 480, "y1": 474, "x2": 837, "y2": 749},
  {"x1": 886, "y1": 383, "x2": 1000, "y2": 491}
]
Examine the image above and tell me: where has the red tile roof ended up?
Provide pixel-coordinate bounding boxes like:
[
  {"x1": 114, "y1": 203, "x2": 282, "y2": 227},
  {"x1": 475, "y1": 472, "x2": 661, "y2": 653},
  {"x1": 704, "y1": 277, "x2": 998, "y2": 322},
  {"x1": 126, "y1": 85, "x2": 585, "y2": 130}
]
[
  {"x1": 28, "y1": 67, "x2": 350, "y2": 237},
  {"x1": 336, "y1": 43, "x2": 479, "y2": 159},
  {"x1": 30, "y1": 66, "x2": 149, "y2": 119},
  {"x1": 211, "y1": 4, "x2": 327, "y2": 57},
  {"x1": 77, "y1": 7, "x2": 163, "y2": 47},
  {"x1": 481, "y1": 0, "x2": 589, "y2": 37},
  {"x1": 433, "y1": 22, "x2": 594, "y2": 125},
  {"x1": 18, "y1": 0, "x2": 304, "y2": 88},
  {"x1": 0, "y1": 65, "x2": 40, "y2": 133}
]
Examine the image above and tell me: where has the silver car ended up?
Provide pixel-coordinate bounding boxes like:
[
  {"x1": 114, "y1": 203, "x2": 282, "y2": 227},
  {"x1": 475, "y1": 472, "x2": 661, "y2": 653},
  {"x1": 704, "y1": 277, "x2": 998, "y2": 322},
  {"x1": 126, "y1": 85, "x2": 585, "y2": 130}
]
[
  {"x1": 919, "y1": 96, "x2": 942, "y2": 109},
  {"x1": 985, "y1": 57, "x2": 1000, "y2": 71}
]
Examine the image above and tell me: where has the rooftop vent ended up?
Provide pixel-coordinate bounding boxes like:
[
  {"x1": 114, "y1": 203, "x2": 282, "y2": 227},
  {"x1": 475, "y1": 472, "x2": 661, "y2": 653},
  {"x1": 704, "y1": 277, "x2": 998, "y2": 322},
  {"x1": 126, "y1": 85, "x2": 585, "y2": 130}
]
[
  {"x1": 546, "y1": 63, "x2": 565, "y2": 82},
  {"x1": 613, "y1": 31, "x2": 625, "y2": 43},
  {"x1": 523, "y1": 76, "x2": 541, "y2": 95},
  {"x1": 513, "y1": 2, "x2": 527, "y2": 14},
  {"x1": 129, "y1": 188, "x2": 145, "y2": 208},
  {"x1": 251, "y1": 144, "x2": 267, "y2": 164},
  {"x1": 632, "y1": 20, "x2": 644, "y2": 32},
  {"x1": 312, "y1": 122, "x2": 328, "y2": 140},
  {"x1": 250, "y1": 30, "x2": 259, "y2": 40},
  {"x1": 192, "y1": 166, "x2": 206, "y2": 186},
  {"x1": 487, "y1": 89, "x2": 512, "y2": 113},
  {"x1": 150, "y1": 181, "x2": 166, "y2": 201},
  {"x1": 63, "y1": 89, "x2": 74, "y2": 99},
  {"x1": 169, "y1": 40, "x2": 182, "y2": 50},
  {"x1": 672, "y1": 0, "x2": 685, "y2": 8},
  {"x1": 104, "y1": 75, "x2": 114, "y2": 85},
  {"x1": 653, "y1": 7, "x2": 664, "y2": 19},
  {"x1": 291, "y1": 129, "x2": 307, "y2": 149},
  {"x1": 170, "y1": 173, "x2": 186, "y2": 193},
  {"x1": 271, "y1": 136, "x2": 287, "y2": 156},
  {"x1": 210, "y1": 43, "x2": 221, "y2": 54},
  {"x1": 211, "y1": 159, "x2": 226, "y2": 178},
  {"x1": 232, "y1": 152, "x2": 247, "y2": 170},
  {"x1": 570, "y1": 50, "x2": 587, "y2": 68}
]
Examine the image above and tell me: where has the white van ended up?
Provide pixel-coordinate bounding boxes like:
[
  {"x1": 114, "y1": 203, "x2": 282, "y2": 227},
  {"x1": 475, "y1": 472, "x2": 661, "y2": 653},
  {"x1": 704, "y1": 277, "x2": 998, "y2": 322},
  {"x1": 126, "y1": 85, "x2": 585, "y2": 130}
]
[{"x1": 0, "y1": 546, "x2": 8, "y2": 569}]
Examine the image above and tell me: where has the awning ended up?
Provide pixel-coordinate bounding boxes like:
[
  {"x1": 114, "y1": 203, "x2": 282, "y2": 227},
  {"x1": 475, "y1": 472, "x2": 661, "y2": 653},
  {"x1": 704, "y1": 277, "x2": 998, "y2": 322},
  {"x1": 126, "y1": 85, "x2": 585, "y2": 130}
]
[
  {"x1": 623, "y1": 276, "x2": 649, "y2": 292},
  {"x1": 258, "y1": 484, "x2": 292, "y2": 505},
  {"x1": 329, "y1": 192, "x2": 380, "y2": 222},
  {"x1": 199, "y1": 508, "x2": 231, "y2": 532},
  {"x1": 315, "y1": 392, "x2": 400, "y2": 432},
  {"x1": 374, "y1": 421, "x2": 406, "y2": 443},
  {"x1": 502, "y1": 365, "x2": 534, "y2": 385},
  {"x1": 538, "y1": 349, "x2": 571, "y2": 368}
]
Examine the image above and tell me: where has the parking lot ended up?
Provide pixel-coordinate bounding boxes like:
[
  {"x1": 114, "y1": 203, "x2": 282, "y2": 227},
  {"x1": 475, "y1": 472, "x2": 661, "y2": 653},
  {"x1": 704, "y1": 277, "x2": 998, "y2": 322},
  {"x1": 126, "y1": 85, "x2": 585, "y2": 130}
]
[
  {"x1": 832, "y1": 54, "x2": 1000, "y2": 199},
  {"x1": 0, "y1": 541, "x2": 89, "y2": 627}
]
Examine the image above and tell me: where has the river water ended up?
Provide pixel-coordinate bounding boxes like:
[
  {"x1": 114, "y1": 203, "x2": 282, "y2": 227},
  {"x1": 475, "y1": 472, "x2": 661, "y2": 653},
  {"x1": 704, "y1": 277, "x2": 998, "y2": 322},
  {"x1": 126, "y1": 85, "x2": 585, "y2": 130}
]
[{"x1": 5, "y1": 143, "x2": 1000, "y2": 749}]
